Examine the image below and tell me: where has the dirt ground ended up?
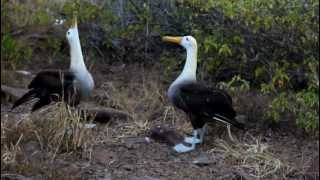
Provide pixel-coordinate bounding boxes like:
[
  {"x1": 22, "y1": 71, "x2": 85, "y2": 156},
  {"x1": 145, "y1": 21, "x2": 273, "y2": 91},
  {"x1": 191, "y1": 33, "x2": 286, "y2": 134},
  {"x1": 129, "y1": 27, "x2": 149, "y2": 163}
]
[{"x1": 1, "y1": 63, "x2": 319, "y2": 180}]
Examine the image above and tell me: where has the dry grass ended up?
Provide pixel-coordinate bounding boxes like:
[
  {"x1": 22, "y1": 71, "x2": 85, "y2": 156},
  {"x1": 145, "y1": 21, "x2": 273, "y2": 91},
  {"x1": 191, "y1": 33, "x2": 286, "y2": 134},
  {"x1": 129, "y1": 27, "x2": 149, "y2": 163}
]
[
  {"x1": 1, "y1": 67, "x2": 174, "y2": 176},
  {"x1": 37, "y1": 103, "x2": 95, "y2": 155},
  {"x1": 1, "y1": 134, "x2": 23, "y2": 166},
  {"x1": 96, "y1": 70, "x2": 188, "y2": 138},
  {"x1": 1, "y1": 66, "x2": 317, "y2": 179},
  {"x1": 208, "y1": 133, "x2": 283, "y2": 179},
  {"x1": 1, "y1": 102, "x2": 96, "y2": 176}
]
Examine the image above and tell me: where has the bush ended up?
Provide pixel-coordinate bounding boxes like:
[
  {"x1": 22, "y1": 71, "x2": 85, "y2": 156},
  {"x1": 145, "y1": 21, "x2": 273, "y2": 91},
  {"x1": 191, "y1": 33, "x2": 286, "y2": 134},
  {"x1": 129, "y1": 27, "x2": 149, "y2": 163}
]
[
  {"x1": 266, "y1": 58, "x2": 319, "y2": 136},
  {"x1": 1, "y1": 34, "x2": 32, "y2": 69}
]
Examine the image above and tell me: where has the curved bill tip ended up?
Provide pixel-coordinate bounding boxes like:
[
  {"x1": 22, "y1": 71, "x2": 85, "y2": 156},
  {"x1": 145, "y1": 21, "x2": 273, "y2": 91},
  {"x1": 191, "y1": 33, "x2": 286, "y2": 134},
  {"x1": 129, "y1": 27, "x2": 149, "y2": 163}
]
[{"x1": 162, "y1": 36, "x2": 182, "y2": 44}]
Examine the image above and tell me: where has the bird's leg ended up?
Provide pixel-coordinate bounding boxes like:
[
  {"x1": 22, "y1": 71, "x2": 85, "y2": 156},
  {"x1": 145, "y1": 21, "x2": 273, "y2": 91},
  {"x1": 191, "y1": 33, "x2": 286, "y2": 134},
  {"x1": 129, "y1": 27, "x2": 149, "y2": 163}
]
[
  {"x1": 173, "y1": 141, "x2": 196, "y2": 153},
  {"x1": 184, "y1": 129, "x2": 201, "y2": 144},
  {"x1": 198, "y1": 124, "x2": 207, "y2": 143},
  {"x1": 184, "y1": 124, "x2": 208, "y2": 144},
  {"x1": 175, "y1": 124, "x2": 208, "y2": 153}
]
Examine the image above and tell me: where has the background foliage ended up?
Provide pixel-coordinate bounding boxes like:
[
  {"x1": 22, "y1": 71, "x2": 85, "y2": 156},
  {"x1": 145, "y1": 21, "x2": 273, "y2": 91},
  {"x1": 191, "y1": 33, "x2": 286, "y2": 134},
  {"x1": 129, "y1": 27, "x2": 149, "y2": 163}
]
[{"x1": 1, "y1": 0, "x2": 319, "y2": 136}]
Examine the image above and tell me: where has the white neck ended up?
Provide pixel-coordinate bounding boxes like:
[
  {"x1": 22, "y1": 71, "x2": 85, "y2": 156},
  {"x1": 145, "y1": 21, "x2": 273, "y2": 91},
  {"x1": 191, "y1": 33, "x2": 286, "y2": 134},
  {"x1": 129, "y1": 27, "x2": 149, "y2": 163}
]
[
  {"x1": 70, "y1": 36, "x2": 87, "y2": 73},
  {"x1": 173, "y1": 46, "x2": 197, "y2": 85}
]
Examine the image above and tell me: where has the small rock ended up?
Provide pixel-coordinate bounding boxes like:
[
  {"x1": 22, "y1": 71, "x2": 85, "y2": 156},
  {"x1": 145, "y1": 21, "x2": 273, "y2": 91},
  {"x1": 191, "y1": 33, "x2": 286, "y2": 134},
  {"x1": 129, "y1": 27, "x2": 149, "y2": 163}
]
[
  {"x1": 192, "y1": 154, "x2": 213, "y2": 166},
  {"x1": 149, "y1": 125, "x2": 184, "y2": 146},
  {"x1": 92, "y1": 149, "x2": 115, "y2": 165},
  {"x1": 122, "y1": 137, "x2": 150, "y2": 149}
]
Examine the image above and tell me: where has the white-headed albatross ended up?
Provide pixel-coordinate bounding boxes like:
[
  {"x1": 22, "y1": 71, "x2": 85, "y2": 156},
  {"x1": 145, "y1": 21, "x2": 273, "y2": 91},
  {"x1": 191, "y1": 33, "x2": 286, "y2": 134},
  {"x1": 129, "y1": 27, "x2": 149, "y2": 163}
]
[
  {"x1": 162, "y1": 35, "x2": 244, "y2": 153},
  {"x1": 12, "y1": 16, "x2": 94, "y2": 112}
]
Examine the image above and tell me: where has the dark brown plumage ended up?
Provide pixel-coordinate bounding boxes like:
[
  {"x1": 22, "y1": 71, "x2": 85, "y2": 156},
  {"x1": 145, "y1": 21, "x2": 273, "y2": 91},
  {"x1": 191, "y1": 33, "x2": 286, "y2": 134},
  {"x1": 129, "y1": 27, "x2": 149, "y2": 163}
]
[
  {"x1": 11, "y1": 70, "x2": 80, "y2": 112},
  {"x1": 171, "y1": 82, "x2": 243, "y2": 130}
]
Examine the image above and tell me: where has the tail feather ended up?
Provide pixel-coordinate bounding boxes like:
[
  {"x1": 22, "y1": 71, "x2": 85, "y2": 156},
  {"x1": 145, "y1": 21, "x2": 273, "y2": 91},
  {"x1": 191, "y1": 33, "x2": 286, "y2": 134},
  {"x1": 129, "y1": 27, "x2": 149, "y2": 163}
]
[
  {"x1": 11, "y1": 89, "x2": 37, "y2": 110},
  {"x1": 213, "y1": 114, "x2": 245, "y2": 130},
  {"x1": 31, "y1": 97, "x2": 50, "y2": 112}
]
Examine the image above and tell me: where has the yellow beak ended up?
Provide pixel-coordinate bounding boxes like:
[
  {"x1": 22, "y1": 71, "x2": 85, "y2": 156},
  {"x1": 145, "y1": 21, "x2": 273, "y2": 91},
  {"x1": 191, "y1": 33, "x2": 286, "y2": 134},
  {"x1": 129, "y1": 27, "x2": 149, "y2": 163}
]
[
  {"x1": 71, "y1": 15, "x2": 77, "y2": 28},
  {"x1": 162, "y1": 36, "x2": 182, "y2": 44}
]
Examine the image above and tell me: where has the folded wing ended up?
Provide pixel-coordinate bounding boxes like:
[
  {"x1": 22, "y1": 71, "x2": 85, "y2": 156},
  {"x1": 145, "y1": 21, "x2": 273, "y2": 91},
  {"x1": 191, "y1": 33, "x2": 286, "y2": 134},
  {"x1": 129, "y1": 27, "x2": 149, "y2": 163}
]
[
  {"x1": 177, "y1": 83, "x2": 243, "y2": 129},
  {"x1": 12, "y1": 70, "x2": 80, "y2": 111}
]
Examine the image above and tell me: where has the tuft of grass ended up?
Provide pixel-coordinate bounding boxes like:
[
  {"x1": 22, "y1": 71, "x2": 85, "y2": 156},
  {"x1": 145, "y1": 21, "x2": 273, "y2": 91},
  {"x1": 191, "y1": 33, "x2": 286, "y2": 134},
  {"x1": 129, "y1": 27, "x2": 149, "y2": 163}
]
[
  {"x1": 209, "y1": 134, "x2": 282, "y2": 178},
  {"x1": 1, "y1": 102, "x2": 96, "y2": 176},
  {"x1": 32, "y1": 103, "x2": 95, "y2": 155},
  {"x1": 1, "y1": 134, "x2": 23, "y2": 166},
  {"x1": 97, "y1": 71, "x2": 169, "y2": 137},
  {"x1": 1, "y1": 113, "x2": 37, "y2": 174}
]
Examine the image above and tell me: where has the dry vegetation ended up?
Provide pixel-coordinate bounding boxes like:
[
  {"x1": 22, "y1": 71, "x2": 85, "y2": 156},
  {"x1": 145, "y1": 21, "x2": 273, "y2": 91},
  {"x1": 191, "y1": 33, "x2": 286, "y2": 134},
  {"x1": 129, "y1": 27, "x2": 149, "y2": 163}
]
[
  {"x1": 1, "y1": 0, "x2": 319, "y2": 179},
  {"x1": 1, "y1": 65, "x2": 318, "y2": 179}
]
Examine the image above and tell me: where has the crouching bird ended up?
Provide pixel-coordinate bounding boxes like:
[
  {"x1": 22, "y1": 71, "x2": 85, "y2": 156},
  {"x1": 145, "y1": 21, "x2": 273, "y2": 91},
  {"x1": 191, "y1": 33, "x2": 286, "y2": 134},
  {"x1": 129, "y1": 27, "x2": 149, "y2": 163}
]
[
  {"x1": 162, "y1": 36, "x2": 244, "y2": 153},
  {"x1": 12, "y1": 16, "x2": 94, "y2": 112}
]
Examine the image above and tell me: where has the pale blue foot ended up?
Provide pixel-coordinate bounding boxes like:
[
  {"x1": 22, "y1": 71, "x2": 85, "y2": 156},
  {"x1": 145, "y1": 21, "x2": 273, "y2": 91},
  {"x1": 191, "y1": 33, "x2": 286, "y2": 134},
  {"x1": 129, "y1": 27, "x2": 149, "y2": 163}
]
[
  {"x1": 184, "y1": 136, "x2": 201, "y2": 144},
  {"x1": 84, "y1": 123, "x2": 96, "y2": 129},
  {"x1": 173, "y1": 143, "x2": 195, "y2": 153}
]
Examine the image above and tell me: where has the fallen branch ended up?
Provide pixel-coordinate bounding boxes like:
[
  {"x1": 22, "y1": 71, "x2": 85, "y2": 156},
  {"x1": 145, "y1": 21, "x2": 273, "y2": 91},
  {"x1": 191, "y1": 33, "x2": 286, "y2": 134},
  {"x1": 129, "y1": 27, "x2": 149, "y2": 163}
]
[
  {"x1": 15, "y1": 70, "x2": 34, "y2": 78},
  {"x1": 1, "y1": 84, "x2": 132, "y2": 122},
  {"x1": 1, "y1": 84, "x2": 27, "y2": 101},
  {"x1": 1, "y1": 173, "x2": 34, "y2": 180}
]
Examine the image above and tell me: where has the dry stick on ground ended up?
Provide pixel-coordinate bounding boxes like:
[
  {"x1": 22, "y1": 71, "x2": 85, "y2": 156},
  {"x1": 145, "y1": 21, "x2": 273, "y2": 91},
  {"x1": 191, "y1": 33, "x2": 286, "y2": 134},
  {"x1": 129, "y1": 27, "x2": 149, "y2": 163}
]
[
  {"x1": 1, "y1": 84, "x2": 28, "y2": 101},
  {"x1": 1, "y1": 174, "x2": 34, "y2": 180}
]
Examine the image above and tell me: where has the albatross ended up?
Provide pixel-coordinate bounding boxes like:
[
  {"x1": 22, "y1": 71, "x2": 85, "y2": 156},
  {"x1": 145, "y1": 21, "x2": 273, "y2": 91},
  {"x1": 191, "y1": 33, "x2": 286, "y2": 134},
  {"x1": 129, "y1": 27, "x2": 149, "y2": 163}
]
[
  {"x1": 12, "y1": 16, "x2": 94, "y2": 112},
  {"x1": 162, "y1": 36, "x2": 244, "y2": 153}
]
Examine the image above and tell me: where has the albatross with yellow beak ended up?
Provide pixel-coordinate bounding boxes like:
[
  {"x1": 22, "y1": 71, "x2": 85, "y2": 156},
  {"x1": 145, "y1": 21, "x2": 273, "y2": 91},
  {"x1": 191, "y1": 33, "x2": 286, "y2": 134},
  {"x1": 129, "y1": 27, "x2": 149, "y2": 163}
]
[
  {"x1": 12, "y1": 16, "x2": 94, "y2": 112},
  {"x1": 162, "y1": 36, "x2": 244, "y2": 153}
]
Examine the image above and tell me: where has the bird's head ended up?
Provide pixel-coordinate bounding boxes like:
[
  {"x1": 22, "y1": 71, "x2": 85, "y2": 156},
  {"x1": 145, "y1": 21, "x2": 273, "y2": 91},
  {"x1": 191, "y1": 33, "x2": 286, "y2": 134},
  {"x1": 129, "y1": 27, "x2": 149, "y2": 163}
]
[
  {"x1": 162, "y1": 35, "x2": 197, "y2": 50},
  {"x1": 66, "y1": 15, "x2": 79, "y2": 44}
]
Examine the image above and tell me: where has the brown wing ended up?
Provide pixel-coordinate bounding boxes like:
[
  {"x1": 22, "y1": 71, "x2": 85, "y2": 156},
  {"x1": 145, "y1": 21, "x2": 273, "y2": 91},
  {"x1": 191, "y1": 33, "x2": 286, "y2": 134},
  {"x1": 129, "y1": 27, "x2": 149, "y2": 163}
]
[
  {"x1": 173, "y1": 83, "x2": 243, "y2": 129},
  {"x1": 12, "y1": 70, "x2": 79, "y2": 112}
]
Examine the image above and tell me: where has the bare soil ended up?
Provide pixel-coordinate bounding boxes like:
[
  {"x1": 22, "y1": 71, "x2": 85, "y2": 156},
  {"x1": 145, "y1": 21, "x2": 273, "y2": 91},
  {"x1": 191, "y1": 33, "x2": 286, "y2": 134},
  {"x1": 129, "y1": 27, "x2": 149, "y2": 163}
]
[{"x1": 1, "y1": 63, "x2": 319, "y2": 180}]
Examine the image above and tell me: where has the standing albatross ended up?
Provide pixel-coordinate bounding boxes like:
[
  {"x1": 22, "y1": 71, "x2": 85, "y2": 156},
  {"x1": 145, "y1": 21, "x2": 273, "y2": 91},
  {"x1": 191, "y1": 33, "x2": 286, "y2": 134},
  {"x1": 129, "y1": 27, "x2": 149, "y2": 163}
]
[
  {"x1": 162, "y1": 36, "x2": 244, "y2": 153},
  {"x1": 12, "y1": 16, "x2": 94, "y2": 112}
]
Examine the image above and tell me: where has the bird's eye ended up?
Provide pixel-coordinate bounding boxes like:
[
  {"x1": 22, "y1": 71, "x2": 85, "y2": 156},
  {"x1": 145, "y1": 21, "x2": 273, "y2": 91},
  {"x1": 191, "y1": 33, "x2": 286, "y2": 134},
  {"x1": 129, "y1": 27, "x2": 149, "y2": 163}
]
[
  {"x1": 186, "y1": 37, "x2": 189, "y2": 41},
  {"x1": 67, "y1": 31, "x2": 70, "y2": 35}
]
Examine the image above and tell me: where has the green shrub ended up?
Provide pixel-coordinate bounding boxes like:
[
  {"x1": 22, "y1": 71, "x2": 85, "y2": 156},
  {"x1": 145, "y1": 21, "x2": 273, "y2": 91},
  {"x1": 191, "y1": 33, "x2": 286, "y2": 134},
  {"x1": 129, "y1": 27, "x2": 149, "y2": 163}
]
[
  {"x1": 265, "y1": 59, "x2": 319, "y2": 136},
  {"x1": 218, "y1": 75, "x2": 251, "y2": 92},
  {"x1": 1, "y1": 34, "x2": 32, "y2": 70}
]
